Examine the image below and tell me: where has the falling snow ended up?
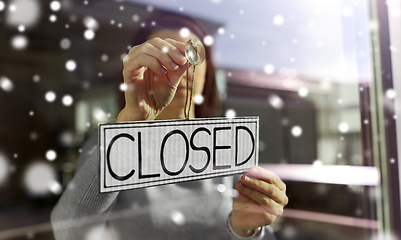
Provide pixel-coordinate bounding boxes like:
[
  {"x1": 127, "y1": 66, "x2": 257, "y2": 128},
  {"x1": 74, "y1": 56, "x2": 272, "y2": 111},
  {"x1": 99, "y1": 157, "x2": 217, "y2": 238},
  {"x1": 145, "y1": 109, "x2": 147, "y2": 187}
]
[
  {"x1": 60, "y1": 38, "x2": 71, "y2": 49},
  {"x1": 119, "y1": 83, "x2": 127, "y2": 91},
  {"x1": 60, "y1": 131, "x2": 74, "y2": 147},
  {"x1": 9, "y1": 4, "x2": 16, "y2": 12},
  {"x1": 225, "y1": 109, "x2": 236, "y2": 118},
  {"x1": 45, "y1": 91, "x2": 56, "y2": 102},
  {"x1": 62, "y1": 95, "x2": 73, "y2": 106},
  {"x1": 29, "y1": 132, "x2": 38, "y2": 141},
  {"x1": 85, "y1": 225, "x2": 104, "y2": 240},
  {"x1": 170, "y1": 210, "x2": 185, "y2": 226},
  {"x1": 264, "y1": 64, "x2": 274, "y2": 74},
  {"x1": 83, "y1": 16, "x2": 99, "y2": 30},
  {"x1": 18, "y1": 25, "x2": 25, "y2": 32},
  {"x1": 313, "y1": 159, "x2": 323, "y2": 167},
  {"x1": 50, "y1": 1, "x2": 61, "y2": 11},
  {"x1": 194, "y1": 94, "x2": 204, "y2": 105},
  {"x1": 338, "y1": 122, "x2": 350, "y2": 133},
  {"x1": 101, "y1": 54, "x2": 108, "y2": 62},
  {"x1": 49, "y1": 14, "x2": 57, "y2": 22},
  {"x1": 23, "y1": 162, "x2": 56, "y2": 196},
  {"x1": 66, "y1": 60, "x2": 77, "y2": 71},
  {"x1": 203, "y1": 35, "x2": 214, "y2": 46},
  {"x1": 180, "y1": 28, "x2": 190, "y2": 38},
  {"x1": 11, "y1": 35, "x2": 28, "y2": 50},
  {"x1": 216, "y1": 184, "x2": 226, "y2": 193},
  {"x1": 33, "y1": 74, "x2": 40, "y2": 82},
  {"x1": 298, "y1": 87, "x2": 309, "y2": 97},
  {"x1": 386, "y1": 89, "x2": 396, "y2": 99},
  {"x1": 291, "y1": 126, "x2": 302, "y2": 137},
  {"x1": 48, "y1": 180, "x2": 62, "y2": 194},
  {"x1": 0, "y1": 77, "x2": 14, "y2": 92},
  {"x1": 46, "y1": 150, "x2": 57, "y2": 161},
  {"x1": 273, "y1": 15, "x2": 284, "y2": 25},
  {"x1": 84, "y1": 29, "x2": 95, "y2": 40},
  {"x1": 268, "y1": 95, "x2": 284, "y2": 109}
]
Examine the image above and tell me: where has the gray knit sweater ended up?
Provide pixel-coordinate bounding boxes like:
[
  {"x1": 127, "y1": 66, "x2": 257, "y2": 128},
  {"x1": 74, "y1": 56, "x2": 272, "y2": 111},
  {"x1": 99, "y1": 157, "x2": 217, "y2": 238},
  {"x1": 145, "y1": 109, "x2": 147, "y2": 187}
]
[{"x1": 51, "y1": 133, "x2": 274, "y2": 240}]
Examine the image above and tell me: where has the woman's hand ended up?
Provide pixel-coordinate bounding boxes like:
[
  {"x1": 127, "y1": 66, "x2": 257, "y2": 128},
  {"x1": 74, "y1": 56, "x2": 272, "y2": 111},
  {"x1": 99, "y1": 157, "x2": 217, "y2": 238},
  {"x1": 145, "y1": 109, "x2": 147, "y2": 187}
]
[
  {"x1": 231, "y1": 166, "x2": 289, "y2": 237},
  {"x1": 117, "y1": 37, "x2": 188, "y2": 122}
]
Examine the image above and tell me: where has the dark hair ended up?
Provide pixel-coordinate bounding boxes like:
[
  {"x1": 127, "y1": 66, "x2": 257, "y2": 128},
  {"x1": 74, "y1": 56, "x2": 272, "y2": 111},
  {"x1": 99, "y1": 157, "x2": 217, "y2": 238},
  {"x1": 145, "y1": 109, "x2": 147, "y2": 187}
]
[{"x1": 131, "y1": 10, "x2": 220, "y2": 118}]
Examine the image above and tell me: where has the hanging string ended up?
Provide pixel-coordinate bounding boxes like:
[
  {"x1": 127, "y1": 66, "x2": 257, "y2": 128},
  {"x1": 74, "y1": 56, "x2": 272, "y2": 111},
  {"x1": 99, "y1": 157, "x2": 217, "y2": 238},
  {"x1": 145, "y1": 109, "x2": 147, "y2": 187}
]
[
  {"x1": 184, "y1": 63, "x2": 196, "y2": 120},
  {"x1": 184, "y1": 40, "x2": 198, "y2": 120}
]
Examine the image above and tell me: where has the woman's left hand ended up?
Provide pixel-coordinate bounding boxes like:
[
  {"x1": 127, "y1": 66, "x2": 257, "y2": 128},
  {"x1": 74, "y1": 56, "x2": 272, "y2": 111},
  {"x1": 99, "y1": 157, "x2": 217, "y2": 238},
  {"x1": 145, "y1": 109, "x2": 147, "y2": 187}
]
[{"x1": 231, "y1": 166, "x2": 289, "y2": 237}]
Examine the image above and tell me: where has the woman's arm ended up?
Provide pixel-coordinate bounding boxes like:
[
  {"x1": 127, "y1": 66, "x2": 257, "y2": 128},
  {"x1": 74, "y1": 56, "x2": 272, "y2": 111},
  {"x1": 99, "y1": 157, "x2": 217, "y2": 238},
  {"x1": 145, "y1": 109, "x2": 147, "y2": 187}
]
[
  {"x1": 51, "y1": 37, "x2": 189, "y2": 239},
  {"x1": 51, "y1": 134, "x2": 118, "y2": 240}
]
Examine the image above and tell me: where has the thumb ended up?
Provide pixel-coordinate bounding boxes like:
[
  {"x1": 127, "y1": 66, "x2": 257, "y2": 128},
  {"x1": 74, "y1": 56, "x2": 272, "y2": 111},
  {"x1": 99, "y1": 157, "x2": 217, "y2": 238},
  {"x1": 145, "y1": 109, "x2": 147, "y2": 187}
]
[{"x1": 166, "y1": 62, "x2": 190, "y2": 87}]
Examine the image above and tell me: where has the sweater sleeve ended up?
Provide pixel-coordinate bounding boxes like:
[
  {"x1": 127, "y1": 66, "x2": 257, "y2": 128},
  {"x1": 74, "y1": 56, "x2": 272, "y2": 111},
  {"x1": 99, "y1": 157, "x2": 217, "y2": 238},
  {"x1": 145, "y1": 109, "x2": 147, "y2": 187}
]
[{"x1": 50, "y1": 133, "x2": 119, "y2": 240}]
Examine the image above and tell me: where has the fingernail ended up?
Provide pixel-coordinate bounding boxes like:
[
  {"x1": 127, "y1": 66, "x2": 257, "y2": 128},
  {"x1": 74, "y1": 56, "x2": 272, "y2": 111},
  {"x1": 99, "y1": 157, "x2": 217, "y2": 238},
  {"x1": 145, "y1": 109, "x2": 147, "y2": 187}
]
[
  {"x1": 251, "y1": 167, "x2": 258, "y2": 174},
  {"x1": 179, "y1": 55, "x2": 186, "y2": 63},
  {"x1": 244, "y1": 176, "x2": 250, "y2": 182},
  {"x1": 171, "y1": 62, "x2": 179, "y2": 70}
]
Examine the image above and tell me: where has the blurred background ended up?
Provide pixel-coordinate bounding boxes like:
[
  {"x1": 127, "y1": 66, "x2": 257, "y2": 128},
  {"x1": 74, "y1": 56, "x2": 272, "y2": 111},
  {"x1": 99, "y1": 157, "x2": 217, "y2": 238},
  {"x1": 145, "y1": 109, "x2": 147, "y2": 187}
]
[{"x1": 1, "y1": 0, "x2": 401, "y2": 239}]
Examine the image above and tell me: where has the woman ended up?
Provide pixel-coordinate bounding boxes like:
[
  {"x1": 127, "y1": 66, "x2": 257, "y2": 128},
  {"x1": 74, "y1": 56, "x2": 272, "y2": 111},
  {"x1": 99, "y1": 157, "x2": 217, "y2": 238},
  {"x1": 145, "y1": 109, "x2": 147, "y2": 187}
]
[{"x1": 51, "y1": 10, "x2": 288, "y2": 240}]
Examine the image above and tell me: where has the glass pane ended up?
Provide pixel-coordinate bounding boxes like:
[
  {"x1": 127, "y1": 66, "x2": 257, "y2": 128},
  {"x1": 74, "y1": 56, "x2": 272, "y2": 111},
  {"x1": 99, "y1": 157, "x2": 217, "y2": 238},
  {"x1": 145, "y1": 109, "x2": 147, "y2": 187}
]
[{"x1": 0, "y1": 0, "x2": 385, "y2": 240}]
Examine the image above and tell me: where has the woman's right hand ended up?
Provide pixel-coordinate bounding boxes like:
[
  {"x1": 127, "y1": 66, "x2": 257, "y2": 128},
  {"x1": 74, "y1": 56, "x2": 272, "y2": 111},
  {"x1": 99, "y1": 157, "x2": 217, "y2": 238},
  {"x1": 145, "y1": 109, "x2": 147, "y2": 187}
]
[{"x1": 116, "y1": 37, "x2": 188, "y2": 123}]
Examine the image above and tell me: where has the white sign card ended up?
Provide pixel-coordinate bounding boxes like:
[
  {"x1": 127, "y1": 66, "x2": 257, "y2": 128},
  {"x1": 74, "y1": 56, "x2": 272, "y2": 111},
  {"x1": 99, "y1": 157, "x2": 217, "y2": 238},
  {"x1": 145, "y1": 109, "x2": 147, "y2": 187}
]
[{"x1": 99, "y1": 116, "x2": 259, "y2": 193}]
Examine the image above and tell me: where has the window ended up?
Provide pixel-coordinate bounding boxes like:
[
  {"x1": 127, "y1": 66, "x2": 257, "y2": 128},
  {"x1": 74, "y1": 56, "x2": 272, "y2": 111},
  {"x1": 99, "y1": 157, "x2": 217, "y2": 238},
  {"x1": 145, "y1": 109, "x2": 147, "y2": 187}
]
[{"x1": 0, "y1": 0, "x2": 399, "y2": 239}]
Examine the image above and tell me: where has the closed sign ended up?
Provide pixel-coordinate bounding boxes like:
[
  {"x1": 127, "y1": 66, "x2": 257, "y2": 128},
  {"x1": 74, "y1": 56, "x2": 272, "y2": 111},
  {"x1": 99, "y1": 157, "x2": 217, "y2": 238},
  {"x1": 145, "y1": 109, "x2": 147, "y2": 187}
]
[{"x1": 99, "y1": 117, "x2": 259, "y2": 192}]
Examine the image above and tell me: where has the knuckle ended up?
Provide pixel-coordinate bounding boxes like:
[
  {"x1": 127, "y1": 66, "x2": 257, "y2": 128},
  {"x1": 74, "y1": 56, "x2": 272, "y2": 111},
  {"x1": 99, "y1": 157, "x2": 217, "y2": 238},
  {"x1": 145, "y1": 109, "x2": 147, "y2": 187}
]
[
  {"x1": 248, "y1": 178, "x2": 258, "y2": 188},
  {"x1": 277, "y1": 208, "x2": 284, "y2": 216},
  {"x1": 260, "y1": 196, "x2": 270, "y2": 206},
  {"x1": 142, "y1": 42, "x2": 153, "y2": 51},
  {"x1": 275, "y1": 207, "x2": 284, "y2": 216},
  {"x1": 285, "y1": 196, "x2": 289, "y2": 206},
  {"x1": 128, "y1": 45, "x2": 137, "y2": 53},
  {"x1": 170, "y1": 46, "x2": 178, "y2": 53},
  {"x1": 122, "y1": 55, "x2": 130, "y2": 65},
  {"x1": 263, "y1": 213, "x2": 275, "y2": 225},
  {"x1": 151, "y1": 59, "x2": 159, "y2": 67},
  {"x1": 267, "y1": 185, "x2": 275, "y2": 196}
]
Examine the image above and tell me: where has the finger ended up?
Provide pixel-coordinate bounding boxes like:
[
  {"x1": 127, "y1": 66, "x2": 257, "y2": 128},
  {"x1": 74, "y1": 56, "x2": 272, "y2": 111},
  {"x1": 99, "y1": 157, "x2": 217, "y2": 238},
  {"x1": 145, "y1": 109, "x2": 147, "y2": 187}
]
[
  {"x1": 128, "y1": 41, "x2": 179, "y2": 72},
  {"x1": 123, "y1": 53, "x2": 167, "y2": 76},
  {"x1": 235, "y1": 181, "x2": 284, "y2": 216},
  {"x1": 165, "y1": 64, "x2": 188, "y2": 87},
  {"x1": 150, "y1": 37, "x2": 187, "y2": 66},
  {"x1": 247, "y1": 166, "x2": 286, "y2": 191},
  {"x1": 240, "y1": 174, "x2": 288, "y2": 205}
]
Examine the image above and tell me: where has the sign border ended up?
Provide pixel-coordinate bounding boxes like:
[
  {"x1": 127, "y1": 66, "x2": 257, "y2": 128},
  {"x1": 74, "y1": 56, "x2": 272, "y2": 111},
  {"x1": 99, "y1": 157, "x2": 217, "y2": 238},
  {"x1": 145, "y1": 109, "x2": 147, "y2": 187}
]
[{"x1": 99, "y1": 116, "x2": 259, "y2": 192}]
